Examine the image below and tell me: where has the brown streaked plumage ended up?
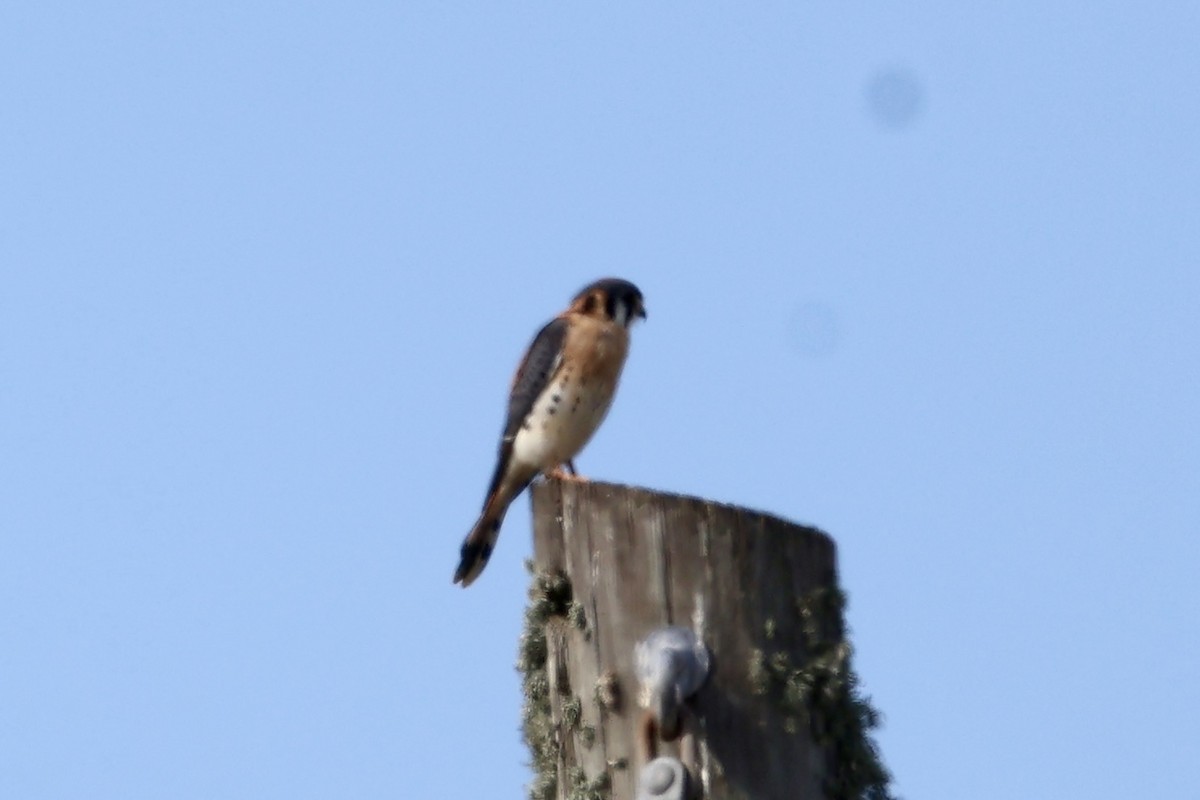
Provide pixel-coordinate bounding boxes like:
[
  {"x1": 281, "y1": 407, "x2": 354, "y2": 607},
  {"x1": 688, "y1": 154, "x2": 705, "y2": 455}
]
[{"x1": 453, "y1": 278, "x2": 646, "y2": 587}]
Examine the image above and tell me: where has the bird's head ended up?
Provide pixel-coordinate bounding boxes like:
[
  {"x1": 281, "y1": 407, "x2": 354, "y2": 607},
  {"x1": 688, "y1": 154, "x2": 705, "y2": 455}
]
[{"x1": 569, "y1": 277, "x2": 647, "y2": 328}]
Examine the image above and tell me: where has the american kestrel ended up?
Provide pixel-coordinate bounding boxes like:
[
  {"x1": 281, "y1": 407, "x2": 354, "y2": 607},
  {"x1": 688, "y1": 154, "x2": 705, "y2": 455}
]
[{"x1": 453, "y1": 277, "x2": 647, "y2": 587}]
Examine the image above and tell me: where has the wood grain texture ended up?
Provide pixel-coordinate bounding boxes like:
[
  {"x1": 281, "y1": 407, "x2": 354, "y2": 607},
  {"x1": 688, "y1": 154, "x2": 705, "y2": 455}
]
[{"x1": 527, "y1": 478, "x2": 843, "y2": 800}]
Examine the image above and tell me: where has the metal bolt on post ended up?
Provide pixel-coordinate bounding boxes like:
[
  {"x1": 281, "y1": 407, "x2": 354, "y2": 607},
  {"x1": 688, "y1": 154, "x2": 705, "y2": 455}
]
[{"x1": 636, "y1": 757, "x2": 689, "y2": 800}]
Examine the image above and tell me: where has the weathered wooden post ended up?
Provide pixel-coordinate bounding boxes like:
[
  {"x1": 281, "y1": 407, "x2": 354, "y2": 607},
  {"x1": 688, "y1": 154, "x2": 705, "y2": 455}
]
[{"x1": 519, "y1": 479, "x2": 892, "y2": 800}]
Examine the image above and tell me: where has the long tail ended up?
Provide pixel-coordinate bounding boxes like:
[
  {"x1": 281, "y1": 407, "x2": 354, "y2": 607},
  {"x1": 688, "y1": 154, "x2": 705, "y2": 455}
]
[
  {"x1": 456, "y1": 452, "x2": 537, "y2": 587},
  {"x1": 453, "y1": 508, "x2": 507, "y2": 587}
]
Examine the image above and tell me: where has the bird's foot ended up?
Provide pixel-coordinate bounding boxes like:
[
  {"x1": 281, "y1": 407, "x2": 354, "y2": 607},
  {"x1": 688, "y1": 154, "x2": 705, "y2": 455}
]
[{"x1": 546, "y1": 463, "x2": 589, "y2": 483}]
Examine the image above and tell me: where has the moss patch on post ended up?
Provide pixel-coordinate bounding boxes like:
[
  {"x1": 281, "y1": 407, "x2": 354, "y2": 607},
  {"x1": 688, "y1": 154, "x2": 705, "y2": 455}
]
[
  {"x1": 749, "y1": 587, "x2": 895, "y2": 800},
  {"x1": 518, "y1": 562, "x2": 611, "y2": 800},
  {"x1": 565, "y1": 766, "x2": 611, "y2": 800},
  {"x1": 518, "y1": 562, "x2": 570, "y2": 800}
]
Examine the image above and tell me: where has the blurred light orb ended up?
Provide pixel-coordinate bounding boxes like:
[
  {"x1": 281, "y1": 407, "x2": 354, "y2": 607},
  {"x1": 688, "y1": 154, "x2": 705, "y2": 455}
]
[
  {"x1": 788, "y1": 302, "x2": 841, "y2": 357},
  {"x1": 866, "y1": 66, "x2": 924, "y2": 129}
]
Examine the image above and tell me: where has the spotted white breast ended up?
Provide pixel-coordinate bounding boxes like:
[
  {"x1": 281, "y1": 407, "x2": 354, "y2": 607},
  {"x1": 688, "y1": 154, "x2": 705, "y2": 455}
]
[{"x1": 511, "y1": 317, "x2": 629, "y2": 471}]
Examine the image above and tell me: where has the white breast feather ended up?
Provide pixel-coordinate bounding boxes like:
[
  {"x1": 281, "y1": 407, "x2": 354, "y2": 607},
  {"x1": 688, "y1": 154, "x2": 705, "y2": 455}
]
[{"x1": 511, "y1": 377, "x2": 616, "y2": 471}]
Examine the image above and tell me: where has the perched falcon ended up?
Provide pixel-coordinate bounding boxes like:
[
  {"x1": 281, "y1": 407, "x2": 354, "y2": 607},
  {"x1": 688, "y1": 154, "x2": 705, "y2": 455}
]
[{"x1": 453, "y1": 277, "x2": 647, "y2": 587}]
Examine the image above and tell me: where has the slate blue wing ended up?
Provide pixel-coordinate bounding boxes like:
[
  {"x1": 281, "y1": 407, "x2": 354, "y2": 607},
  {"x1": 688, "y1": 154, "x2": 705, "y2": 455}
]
[
  {"x1": 502, "y1": 317, "x2": 569, "y2": 442},
  {"x1": 476, "y1": 317, "x2": 569, "y2": 509}
]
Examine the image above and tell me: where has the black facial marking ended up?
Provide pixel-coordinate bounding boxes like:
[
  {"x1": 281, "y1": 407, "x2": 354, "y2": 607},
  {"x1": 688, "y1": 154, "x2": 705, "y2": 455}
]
[{"x1": 605, "y1": 292, "x2": 620, "y2": 320}]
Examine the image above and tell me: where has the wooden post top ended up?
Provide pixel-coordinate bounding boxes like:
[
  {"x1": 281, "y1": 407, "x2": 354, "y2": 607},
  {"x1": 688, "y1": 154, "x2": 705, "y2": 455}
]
[{"x1": 520, "y1": 479, "x2": 892, "y2": 800}]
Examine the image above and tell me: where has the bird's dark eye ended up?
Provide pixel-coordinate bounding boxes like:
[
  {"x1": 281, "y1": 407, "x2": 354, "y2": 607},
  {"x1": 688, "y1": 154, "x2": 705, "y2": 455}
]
[{"x1": 581, "y1": 293, "x2": 600, "y2": 315}]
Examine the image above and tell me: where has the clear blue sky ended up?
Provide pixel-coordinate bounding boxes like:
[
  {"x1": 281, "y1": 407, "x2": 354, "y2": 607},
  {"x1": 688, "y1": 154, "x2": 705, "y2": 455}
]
[{"x1": 3, "y1": 3, "x2": 1198, "y2": 798}]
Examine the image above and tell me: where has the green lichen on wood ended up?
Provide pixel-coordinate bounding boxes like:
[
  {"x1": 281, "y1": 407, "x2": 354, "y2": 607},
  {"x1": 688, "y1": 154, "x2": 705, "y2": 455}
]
[
  {"x1": 566, "y1": 766, "x2": 611, "y2": 800},
  {"x1": 567, "y1": 600, "x2": 589, "y2": 633},
  {"x1": 749, "y1": 587, "x2": 895, "y2": 800},
  {"x1": 593, "y1": 671, "x2": 620, "y2": 712},
  {"x1": 579, "y1": 724, "x2": 596, "y2": 750},
  {"x1": 562, "y1": 696, "x2": 583, "y2": 730},
  {"x1": 518, "y1": 561, "x2": 611, "y2": 800},
  {"x1": 518, "y1": 562, "x2": 571, "y2": 800}
]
